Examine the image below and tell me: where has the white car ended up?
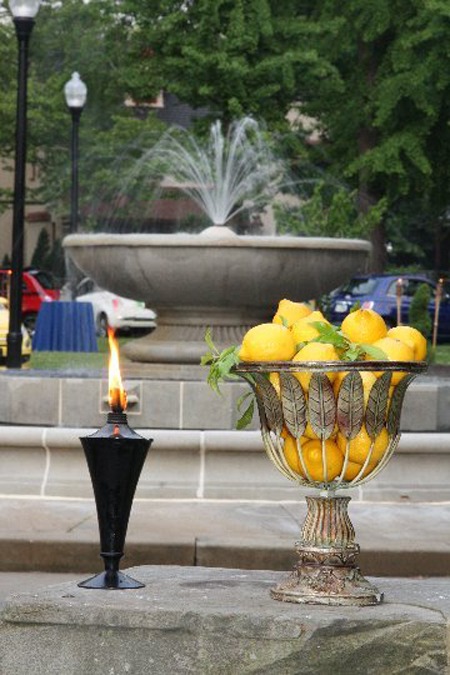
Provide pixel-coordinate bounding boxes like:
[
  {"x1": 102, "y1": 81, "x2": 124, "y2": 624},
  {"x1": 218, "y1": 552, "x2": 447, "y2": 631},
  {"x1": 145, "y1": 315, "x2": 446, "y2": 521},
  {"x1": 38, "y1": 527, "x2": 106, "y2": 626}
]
[{"x1": 74, "y1": 278, "x2": 157, "y2": 337}]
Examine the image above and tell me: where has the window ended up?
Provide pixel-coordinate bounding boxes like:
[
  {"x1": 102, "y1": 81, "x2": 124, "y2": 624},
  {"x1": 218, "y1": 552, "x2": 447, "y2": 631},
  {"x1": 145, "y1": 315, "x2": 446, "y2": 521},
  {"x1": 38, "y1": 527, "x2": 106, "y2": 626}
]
[{"x1": 340, "y1": 278, "x2": 379, "y2": 296}]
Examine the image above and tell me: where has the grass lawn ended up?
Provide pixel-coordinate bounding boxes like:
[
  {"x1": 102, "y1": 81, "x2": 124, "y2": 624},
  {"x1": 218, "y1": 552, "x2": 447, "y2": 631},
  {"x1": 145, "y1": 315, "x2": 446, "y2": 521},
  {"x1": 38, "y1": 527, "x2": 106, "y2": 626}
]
[
  {"x1": 25, "y1": 339, "x2": 450, "y2": 370},
  {"x1": 28, "y1": 337, "x2": 132, "y2": 370},
  {"x1": 433, "y1": 344, "x2": 450, "y2": 364}
]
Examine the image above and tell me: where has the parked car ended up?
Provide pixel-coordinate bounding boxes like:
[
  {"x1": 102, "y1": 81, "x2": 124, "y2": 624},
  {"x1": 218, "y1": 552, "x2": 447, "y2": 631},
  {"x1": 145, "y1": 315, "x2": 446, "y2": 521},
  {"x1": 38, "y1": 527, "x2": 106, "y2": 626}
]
[
  {"x1": 0, "y1": 268, "x2": 60, "y2": 333},
  {"x1": 74, "y1": 278, "x2": 157, "y2": 337},
  {"x1": 327, "y1": 274, "x2": 450, "y2": 339},
  {"x1": 0, "y1": 297, "x2": 32, "y2": 361}
]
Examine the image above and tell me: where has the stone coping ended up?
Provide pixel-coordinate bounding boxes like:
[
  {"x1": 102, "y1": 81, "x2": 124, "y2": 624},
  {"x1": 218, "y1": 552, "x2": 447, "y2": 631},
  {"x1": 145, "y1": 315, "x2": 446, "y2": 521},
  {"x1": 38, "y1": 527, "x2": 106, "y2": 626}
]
[
  {"x1": 0, "y1": 566, "x2": 448, "y2": 674},
  {"x1": 0, "y1": 426, "x2": 449, "y2": 502},
  {"x1": 64, "y1": 231, "x2": 372, "y2": 250}
]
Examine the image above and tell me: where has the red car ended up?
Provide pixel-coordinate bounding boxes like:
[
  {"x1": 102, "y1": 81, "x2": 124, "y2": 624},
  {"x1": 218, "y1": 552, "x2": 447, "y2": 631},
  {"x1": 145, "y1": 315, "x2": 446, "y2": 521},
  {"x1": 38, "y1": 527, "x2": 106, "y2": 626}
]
[{"x1": 0, "y1": 268, "x2": 60, "y2": 332}]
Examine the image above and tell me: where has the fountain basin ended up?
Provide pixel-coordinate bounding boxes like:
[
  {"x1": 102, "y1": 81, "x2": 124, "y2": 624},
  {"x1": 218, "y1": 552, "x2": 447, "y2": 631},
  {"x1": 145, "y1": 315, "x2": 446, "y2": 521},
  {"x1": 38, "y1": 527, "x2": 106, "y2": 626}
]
[{"x1": 64, "y1": 231, "x2": 371, "y2": 363}]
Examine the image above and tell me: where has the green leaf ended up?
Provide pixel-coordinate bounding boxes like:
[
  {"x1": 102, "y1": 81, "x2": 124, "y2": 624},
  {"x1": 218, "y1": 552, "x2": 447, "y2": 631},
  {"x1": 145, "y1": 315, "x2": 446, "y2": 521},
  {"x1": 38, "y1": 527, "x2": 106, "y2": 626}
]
[
  {"x1": 361, "y1": 344, "x2": 388, "y2": 360},
  {"x1": 204, "y1": 327, "x2": 217, "y2": 354},
  {"x1": 236, "y1": 391, "x2": 253, "y2": 412},
  {"x1": 280, "y1": 315, "x2": 289, "y2": 328},
  {"x1": 200, "y1": 352, "x2": 214, "y2": 366},
  {"x1": 310, "y1": 322, "x2": 348, "y2": 350},
  {"x1": 295, "y1": 341, "x2": 307, "y2": 352},
  {"x1": 236, "y1": 398, "x2": 255, "y2": 430},
  {"x1": 350, "y1": 301, "x2": 361, "y2": 313}
]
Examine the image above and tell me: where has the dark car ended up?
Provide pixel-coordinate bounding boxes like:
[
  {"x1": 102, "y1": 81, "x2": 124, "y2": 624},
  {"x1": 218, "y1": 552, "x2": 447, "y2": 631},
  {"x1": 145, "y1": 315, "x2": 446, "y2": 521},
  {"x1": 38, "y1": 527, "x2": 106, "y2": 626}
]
[{"x1": 327, "y1": 274, "x2": 450, "y2": 339}]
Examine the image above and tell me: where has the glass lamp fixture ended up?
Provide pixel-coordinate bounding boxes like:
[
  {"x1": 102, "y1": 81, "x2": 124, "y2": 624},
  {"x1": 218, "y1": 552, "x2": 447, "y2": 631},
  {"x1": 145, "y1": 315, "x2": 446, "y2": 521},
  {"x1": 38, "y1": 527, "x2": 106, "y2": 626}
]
[
  {"x1": 64, "y1": 72, "x2": 88, "y2": 110},
  {"x1": 8, "y1": 0, "x2": 41, "y2": 18}
]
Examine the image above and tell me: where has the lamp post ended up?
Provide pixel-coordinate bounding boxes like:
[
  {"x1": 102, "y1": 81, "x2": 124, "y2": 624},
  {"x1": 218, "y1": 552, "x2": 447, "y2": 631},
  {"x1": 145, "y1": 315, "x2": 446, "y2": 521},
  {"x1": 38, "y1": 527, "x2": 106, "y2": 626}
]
[
  {"x1": 64, "y1": 72, "x2": 87, "y2": 234},
  {"x1": 6, "y1": 0, "x2": 41, "y2": 369}
]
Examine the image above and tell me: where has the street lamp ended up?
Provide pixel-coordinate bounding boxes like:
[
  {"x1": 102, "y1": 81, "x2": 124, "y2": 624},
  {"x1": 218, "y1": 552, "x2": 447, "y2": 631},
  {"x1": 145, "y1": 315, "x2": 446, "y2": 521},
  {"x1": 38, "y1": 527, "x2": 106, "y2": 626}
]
[
  {"x1": 6, "y1": 0, "x2": 41, "y2": 369},
  {"x1": 64, "y1": 72, "x2": 87, "y2": 234}
]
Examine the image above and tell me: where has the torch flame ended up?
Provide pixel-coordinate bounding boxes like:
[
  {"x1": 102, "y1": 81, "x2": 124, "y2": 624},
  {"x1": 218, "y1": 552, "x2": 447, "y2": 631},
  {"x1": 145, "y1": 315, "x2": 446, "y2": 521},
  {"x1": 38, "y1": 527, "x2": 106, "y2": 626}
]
[{"x1": 108, "y1": 327, "x2": 127, "y2": 412}]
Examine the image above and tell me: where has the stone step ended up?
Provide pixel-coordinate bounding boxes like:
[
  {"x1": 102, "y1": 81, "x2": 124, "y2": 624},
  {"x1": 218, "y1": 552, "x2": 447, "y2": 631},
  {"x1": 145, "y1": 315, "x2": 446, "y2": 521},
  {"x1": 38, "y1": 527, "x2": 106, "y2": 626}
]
[
  {"x1": 1, "y1": 566, "x2": 448, "y2": 674},
  {"x1": 0, "y1": 497, "x2": 449, "y2": 577}
]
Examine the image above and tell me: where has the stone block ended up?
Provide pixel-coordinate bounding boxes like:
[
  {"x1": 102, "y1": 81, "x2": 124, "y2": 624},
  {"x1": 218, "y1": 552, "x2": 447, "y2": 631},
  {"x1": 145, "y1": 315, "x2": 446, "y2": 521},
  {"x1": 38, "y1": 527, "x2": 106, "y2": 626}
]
[
  {"x1": 437, "y1": 385, "x2": 450, "y2": 431},
  {"x1": 0, "y1": 567, "x2": 448, "y2": 675},
  {"x1": 5, "y1": 377, "x2": 59, "y2": 426},
  {"x1": 182, "y1": 381, "x2": 234, "y2": 429},
  {"x1": 60, "y1": 378, "x2": 104, "y2": 428},
  {"x1": 139, "y1": 380, "x2": 181, "y2": 428},
  {"x1": 400, "y1": 384, "x2": 438, "y2": 431}
]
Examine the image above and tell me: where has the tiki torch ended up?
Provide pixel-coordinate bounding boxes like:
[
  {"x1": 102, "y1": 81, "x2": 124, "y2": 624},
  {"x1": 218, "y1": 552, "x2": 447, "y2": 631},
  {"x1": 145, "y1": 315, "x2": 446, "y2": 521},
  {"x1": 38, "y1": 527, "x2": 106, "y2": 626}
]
[
  {"x1": 432, "y1": 278, "x2": 444, "y2": 350},
  {"x1": 396, "y1": 278, "x2": 403, "y2": 326},
  {"x1": 78, "y1": 329, "x2": 152, "y2": 589}
]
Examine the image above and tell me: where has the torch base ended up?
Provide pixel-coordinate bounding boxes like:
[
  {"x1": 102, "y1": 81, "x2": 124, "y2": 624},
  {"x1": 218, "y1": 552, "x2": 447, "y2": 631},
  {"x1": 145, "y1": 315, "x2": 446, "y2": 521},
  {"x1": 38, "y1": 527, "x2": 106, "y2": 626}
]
[
  {"x1": 78, "y1": 570, "x2": 145, "y2": 590},
  {"x1": 271, "y1": 545, "x2": 382, "y2": 606}
]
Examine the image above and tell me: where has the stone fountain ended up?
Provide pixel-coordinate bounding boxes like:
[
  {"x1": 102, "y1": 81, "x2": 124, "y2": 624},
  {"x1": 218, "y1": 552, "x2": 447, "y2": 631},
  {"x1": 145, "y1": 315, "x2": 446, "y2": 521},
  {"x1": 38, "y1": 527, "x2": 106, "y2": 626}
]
[{"x1": 64, "y1": 118, "x2": 371, "y2": 364}]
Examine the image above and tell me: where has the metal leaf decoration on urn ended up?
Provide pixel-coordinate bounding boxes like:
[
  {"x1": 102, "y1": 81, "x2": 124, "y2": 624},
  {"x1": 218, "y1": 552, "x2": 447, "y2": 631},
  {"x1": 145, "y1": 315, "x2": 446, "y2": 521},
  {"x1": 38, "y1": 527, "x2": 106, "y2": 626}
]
[
  {"x1": 280, "y1": 373, "x2": 307, "y2": 439},
  {"x1": 365, "y1": 371, "x2": 391, "y2": 439},
  {"x1": 337, "y1": 371, "x2": 364, "y2": 440},
  {"x1": 308, "y1": 373, "x2": 337, "y2": 440},
  {"x1": 253, "y1": 373, "x2": 284, "y2": 436}
]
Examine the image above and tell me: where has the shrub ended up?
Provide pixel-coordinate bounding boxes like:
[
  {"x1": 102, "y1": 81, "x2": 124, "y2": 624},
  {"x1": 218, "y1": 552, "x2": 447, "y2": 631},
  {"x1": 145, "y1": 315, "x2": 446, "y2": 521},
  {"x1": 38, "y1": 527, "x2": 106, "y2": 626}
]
[{"x1": 409, "y1": 283, "x2": 432, "y2": 338}]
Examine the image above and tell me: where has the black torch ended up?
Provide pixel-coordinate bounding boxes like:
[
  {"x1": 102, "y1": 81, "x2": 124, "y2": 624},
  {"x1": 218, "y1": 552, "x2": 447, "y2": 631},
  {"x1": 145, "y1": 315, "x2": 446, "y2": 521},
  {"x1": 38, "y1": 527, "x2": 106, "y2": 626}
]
[{"x1": 78, "y1": 329, "x2": 152, "y2": 589}]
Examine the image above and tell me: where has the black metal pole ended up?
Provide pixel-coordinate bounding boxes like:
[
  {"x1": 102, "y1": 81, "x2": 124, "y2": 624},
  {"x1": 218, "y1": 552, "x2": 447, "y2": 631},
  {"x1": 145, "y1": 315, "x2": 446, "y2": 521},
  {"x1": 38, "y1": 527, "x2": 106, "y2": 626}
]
[
  {"x1": 69, "y1": 107, "x2": 82, "y2": 233},
  {"x1": 7, "y1": 17, "x2": 35, "y2": 369}
]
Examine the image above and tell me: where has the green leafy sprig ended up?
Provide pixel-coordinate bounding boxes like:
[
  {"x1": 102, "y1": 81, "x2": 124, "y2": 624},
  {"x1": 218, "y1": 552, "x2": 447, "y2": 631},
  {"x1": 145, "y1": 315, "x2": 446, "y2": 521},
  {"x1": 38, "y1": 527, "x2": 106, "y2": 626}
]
[
  {"x1": 306, "y1": 322, "x2": 388, "y2": 361},
  {"x1": 202, "y1": 328, "x2": 257, "y2": 429}
]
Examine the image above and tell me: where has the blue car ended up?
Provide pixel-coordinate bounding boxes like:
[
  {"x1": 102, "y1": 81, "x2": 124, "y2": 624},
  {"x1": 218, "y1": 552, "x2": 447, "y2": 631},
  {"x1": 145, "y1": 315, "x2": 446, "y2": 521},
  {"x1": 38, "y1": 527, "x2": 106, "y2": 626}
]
[{"x1": 328, "y1": 274, "x2": 450, "y2": 339}]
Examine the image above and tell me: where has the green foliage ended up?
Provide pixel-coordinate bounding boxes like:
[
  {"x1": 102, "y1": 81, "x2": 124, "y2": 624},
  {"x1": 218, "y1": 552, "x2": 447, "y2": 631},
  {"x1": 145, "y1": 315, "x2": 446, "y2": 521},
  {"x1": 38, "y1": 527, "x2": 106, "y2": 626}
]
[
  {"x1": 30, "y1": 228, "x2": 65, "y2": 283},
  {"x1": 409, "y1": 283, "x2": 432, "y2": 338},
  {"x1": 122, "y1": 0, "x2": 339, "y2": 129},
  {"x1": 308, "y1": 322, "x2": 387, "y2": 361},
  {"x1": 0, "y1": 1, "x2": 165, "y2": 226},
  {"x1": 275, "y1": 182, "x2": 385, "y2": 238},
  {"x1": 202, "y1": 328, "x2": 256, "y2": 429}
]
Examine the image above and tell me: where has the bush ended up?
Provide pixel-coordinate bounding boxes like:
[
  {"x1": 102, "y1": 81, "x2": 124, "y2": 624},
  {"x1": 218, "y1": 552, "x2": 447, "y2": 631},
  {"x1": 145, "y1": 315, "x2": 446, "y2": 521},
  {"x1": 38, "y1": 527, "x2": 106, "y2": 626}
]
[{"x1": 409, "y1": 283, "x2": 432, "y2": 338}]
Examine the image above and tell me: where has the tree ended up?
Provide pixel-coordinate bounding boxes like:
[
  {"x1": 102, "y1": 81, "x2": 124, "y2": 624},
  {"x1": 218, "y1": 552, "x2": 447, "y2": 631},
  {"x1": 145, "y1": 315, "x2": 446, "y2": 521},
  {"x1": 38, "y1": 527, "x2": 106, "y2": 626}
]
[
  {"x1": 122, "y1": 0, "x2": 339, "y2": 129},
  {"x1": 296, "y1": 1, "x2": 450, "y2": 272},
  {"x1": 31, "y1": 228, "x2": 51, "y2": 269},
  {"x1": 0, "y1": 0, "x2": 165, "y2": 226}
]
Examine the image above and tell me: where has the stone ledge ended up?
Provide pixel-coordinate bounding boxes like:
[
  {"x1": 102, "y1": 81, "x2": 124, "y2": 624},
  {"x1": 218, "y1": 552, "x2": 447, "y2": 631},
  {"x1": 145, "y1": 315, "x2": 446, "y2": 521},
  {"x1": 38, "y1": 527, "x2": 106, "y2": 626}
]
[{"x1": 0, "y1": 566, "x2": 448, "y2": 674}]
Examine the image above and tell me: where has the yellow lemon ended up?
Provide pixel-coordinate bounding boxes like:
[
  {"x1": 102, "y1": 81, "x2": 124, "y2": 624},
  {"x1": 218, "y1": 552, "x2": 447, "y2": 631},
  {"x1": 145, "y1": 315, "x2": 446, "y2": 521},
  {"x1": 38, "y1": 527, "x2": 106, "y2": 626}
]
[
  {"x1": 387, "y1": 326, "x2": 427, "y2": 362},
  {"x1": 304, "y1": 421, "x2": 338, "y2": 440},
  {"x1": 369, "y1": 337, "x2": 415, "y2": 385},
  {"x1": 283, "y1": 435, "x2": 308, "y2": 474},
  {"x1": 239, "y1": 324, "x2": 296, "y2": 362},
  {"x1": 341, "y1": 308, "x2": 387, "y2": 344},
  {"x1": 290, "y1": 310, "x2": 330, "y2": 346},
  {"x1": 333, "y1": 370, "x2": 377, "y2": 406},
  {"x1": 343, "y1": 460, "x2": 376, "y2": 481},
  {"x1": 273, "y1": 299, "x2": 312, "y2": 327},
  {"x1": 337, "y1": 426, "x2": 389, "y2": 465},
  {"x1": 292, "y1": 342, "x2": 339, "y2": 391},
  {"x1": 269, "y1": 372, "x2": 281, "y2": 397},
  {"x1": 301, "y1": 439, "x2": 344, "y2": 482}
]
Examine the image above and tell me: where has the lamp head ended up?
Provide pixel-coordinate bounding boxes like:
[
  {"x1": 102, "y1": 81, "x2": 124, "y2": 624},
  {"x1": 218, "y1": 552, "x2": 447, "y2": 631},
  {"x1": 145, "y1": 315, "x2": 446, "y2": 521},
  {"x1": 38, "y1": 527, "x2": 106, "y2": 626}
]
[
  {"x1": 9, "y1": 0, "x2": 40, "y2": 18},
  {"x1": 64, "y1": 72, "x2": 88, "y2": 110}
]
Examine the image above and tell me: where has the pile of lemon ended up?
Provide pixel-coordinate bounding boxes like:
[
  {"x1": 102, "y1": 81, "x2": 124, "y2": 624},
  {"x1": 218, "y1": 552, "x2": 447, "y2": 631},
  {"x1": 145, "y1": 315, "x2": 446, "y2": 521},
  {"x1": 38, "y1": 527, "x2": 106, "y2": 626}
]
[{"x1": 239, "y1": 299, "x2": 427, "y2": 483}]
